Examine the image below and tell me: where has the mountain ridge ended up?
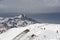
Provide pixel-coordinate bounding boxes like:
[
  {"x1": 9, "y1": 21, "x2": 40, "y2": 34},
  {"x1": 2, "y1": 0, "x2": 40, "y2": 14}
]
[{"x1": 0, "y1": 14, "x2": 38, "y2": 34}]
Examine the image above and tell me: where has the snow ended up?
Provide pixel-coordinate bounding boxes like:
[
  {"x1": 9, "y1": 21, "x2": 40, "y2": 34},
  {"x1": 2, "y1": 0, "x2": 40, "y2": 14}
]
[
  {"x1": 0, "y1": 17, "x2": 3, "y2": 20},
  {"x1": 0, "y1": 27, "x2": 28, "y2": 40},
  {"x1": 0, "y1": 23, "x2": 60, "y2": 40}
]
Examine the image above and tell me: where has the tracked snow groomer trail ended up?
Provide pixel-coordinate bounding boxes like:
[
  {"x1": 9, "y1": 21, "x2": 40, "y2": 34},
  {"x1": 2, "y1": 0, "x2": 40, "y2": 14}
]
[
  {"x1": 13, "y1": 29, "x2": 29, "y2": 40},
  {"x1": 0, "y1": 27, "x2": 29, "y2": 40}
]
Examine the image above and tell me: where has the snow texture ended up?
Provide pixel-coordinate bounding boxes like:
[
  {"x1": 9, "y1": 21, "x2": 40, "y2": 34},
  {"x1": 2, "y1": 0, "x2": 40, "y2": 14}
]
[{"x1": 0, "y1": 23, "x2": 60, "y2": 40}]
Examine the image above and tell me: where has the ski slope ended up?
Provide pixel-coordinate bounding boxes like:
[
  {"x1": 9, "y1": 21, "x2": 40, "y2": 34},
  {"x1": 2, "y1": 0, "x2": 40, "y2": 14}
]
[
  {"x1": 0, "y1": 27, "x2": 29, "y2": 40},
  {"x1": 0, "y1": 23, "x2": 60, "y2": 40}
]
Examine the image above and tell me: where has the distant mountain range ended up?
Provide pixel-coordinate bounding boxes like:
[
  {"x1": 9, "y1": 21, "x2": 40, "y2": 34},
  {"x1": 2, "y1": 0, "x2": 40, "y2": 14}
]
[{"x1": 0, "y1": 14, "x2": 38, "y2": 34}]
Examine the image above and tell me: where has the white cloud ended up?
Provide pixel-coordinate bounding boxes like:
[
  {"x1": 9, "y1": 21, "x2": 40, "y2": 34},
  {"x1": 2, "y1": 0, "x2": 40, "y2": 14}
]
[
  {"x1": 0, "y1": 4, "x2": 8, "y2": 9},
  {"x1": 43, "y1": 0, "x2": 60, "y2": 7},
  {"x1": 0, "y1": 0, "x2": 60, "y2": 13}
]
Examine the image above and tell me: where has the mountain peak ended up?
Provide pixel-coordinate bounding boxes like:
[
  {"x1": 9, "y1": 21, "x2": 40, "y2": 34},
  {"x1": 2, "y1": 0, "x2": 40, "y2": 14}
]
[
  {"x1": 17, "y1": 14, "x2": 26, "y2": 18},
  {"x1": 0, "y1": 14, "x2": 38, "y2": 34}
]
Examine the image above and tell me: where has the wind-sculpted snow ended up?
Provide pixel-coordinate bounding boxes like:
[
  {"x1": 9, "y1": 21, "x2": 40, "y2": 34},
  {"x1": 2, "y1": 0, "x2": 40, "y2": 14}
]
[
  {"x1": 0, "y1": 23, "x2": 60, "y2": 40},
  {"x1": 0, "y1": 14, "x2": 37, "y2": 34}
]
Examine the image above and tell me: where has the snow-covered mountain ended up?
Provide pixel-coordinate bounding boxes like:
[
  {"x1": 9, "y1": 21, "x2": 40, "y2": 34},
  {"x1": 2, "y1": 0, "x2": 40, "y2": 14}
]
[
  {"x1": 1, "y1": 14, "x2": 60, "y2": 40},
  {"x1": 0, "y1": 14, "x2": 38, "y2": 34},
  {"x1": 0, "y1": 23, "x2": 60, "y2": 40}
]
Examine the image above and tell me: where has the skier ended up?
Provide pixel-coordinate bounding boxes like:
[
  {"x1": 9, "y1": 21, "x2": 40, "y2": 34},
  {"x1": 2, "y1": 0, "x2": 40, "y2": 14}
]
[
  {"x1": 44, "y1": 28, "x2": 45, "y2": 30},
  {"x1": 57, "y1": 30, "x2": 58, "y2": 33}
]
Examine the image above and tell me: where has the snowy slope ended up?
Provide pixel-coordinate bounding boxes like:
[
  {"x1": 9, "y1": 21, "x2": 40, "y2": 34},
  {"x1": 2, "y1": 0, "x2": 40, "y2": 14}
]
[
  {"x1": 0, "y1": 27, "x2": 29, "y2": 40},
  {"x1": 0, "y1": 23, "x2": 60, "y2": 40}
]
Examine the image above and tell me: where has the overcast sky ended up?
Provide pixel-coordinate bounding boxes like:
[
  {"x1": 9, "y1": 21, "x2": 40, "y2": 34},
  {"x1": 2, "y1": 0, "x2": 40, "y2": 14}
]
[{"x1": 0, "y1": 0, "x2": 60, "y2": 14}]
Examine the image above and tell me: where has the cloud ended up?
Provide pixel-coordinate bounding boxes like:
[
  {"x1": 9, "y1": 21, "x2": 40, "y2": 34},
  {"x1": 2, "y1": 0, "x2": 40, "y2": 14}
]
[
  {"x1": 0, "y1": 0, "x2": 2, "y2": 1},
  {"x1": 44, "y1": 0, "x2": 60, "y2": 7},
  {"x1": 0, "y1": 4, "x2": 8, "y2": 9},
  {"x1": 0, "y1": 0, "x2": 60, "y2": 13}
]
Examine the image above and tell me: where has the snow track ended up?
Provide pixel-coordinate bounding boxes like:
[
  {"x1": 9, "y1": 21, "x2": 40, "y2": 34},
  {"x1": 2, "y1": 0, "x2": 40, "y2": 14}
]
[{"x1": 13, "y1": 29, "x2": 29, "y2": 40}]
